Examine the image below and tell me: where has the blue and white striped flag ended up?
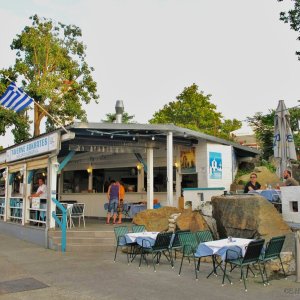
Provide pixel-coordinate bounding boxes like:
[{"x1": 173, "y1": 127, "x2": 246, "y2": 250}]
[{"x1": 0, "y1": 82, "x2": 33, "y2": 112}]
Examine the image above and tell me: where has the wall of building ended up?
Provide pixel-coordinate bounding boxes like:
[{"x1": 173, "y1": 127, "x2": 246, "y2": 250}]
[{"x1": 281, "y1": 186, "x2": 300, "y2": 223}]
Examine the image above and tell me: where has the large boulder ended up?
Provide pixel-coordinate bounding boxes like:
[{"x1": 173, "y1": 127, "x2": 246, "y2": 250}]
[
  {"x1": 133, "y1": 206, "x2": 181, "y2": 232},
  {"x1": 211, "y1": 195, "x2": 291, "y2": 241},
  {"x1": 176, "y1": 210, "x2": 209, "y2": 232}
]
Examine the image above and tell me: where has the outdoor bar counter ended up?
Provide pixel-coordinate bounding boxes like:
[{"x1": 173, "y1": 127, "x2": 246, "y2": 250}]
[{"x1": 60, "y1": 192, "x2": 174, "y2": 218}]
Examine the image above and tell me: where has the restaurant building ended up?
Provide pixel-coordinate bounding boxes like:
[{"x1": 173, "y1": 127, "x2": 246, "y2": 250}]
[{"x1": 0, "y1": 122, "x2": 259, "y2": 247}]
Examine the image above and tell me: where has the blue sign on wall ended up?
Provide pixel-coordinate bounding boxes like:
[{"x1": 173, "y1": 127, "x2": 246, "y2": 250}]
[{"x1": 209, "y1": 152, "x2": 222, "y2": 179}]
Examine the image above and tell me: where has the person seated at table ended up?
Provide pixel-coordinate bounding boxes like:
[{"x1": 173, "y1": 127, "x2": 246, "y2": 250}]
[
  {"x1": 244, "y1": 173, "x2": 261, "y2": 193},
  {"x1": 283, "y1": 169, "x2": 299, "y2": 186}
]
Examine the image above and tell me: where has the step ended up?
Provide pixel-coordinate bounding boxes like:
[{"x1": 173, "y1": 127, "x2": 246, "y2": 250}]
[
  {"x1": 54, "y1": 243, "x2": 116, "y2": 252},
  {"x1": 50, "y1": 236, "x2": 115, "y2": 245},
  {"x1": 48, "y1": 230, "x2": 115, "y2": 239}
]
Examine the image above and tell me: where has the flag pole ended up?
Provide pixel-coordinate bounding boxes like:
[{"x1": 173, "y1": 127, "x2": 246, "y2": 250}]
[{"x1": 4, "y1": 76, "x2": 68, "y2": 133}]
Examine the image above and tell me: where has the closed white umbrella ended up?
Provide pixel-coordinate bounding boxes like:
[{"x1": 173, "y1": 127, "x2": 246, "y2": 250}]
[{"x1": 274, "y1": 100, "x2": 297, "y2": 179}]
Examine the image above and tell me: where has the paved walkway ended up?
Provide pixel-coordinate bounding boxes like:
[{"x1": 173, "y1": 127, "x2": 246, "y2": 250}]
[{"x1": 0, "y1": 233, "x2": 299, "y2": 300}]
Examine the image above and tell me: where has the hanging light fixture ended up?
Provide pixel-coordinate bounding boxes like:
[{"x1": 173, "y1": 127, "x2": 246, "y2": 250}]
[{"x1": 87, "y1": 165, "x2": 93, "y2": 174}]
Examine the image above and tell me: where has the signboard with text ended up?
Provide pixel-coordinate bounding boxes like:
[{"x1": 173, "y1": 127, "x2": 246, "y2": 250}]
[{"x1": 6, "y1": 133, "x2": 59, "y2": 162}]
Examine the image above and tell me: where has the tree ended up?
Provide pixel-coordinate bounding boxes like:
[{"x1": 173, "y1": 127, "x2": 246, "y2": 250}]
[
  {"x1": 278, "y1": 0, "x2": 300, "y2": 60},
  {"x1": 247, "y1": 111, "x2": 275, "y2": 160},
  {"x1": 149, "y1": 83, "x2": 241, "y2": 140},
  {"x1": 247, "y1": 107, "x2": 300, "y2": 160},
  {"x1": 102, "y1": 112, "x2": 136, "y2": 123},
  {"x1": 0, "y1": 14, "x2": 99, "y2": 137}
]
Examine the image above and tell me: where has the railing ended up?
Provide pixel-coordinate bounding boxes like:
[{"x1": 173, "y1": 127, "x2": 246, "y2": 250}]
[{"x1": 51, "y1": 197, "x2": 67, "y2": 252}]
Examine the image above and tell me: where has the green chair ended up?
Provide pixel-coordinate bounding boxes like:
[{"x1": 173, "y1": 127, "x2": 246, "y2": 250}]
[
  {"x1": 195, "y1": 230, "x2": 215, "y2": 274},
  {"x1": 169, "y1": 230, "x2": 190, "y2": 267},
  {"x1": 259, "y1": 235, "x2": 286, "y2": 284},
  {"x1": 222, "y1": 239, "x2": 265, "y2": 291},
  {"x1": 139, "y1": 232, "x2": 173, "y2": 272},
  {"x1": 113, "y1": 226, "x2": 130, "y2": 264},
  {"x1": 132, "y1": 224, "x2": 146, "y2": 233},
  {"x1": 178, "y1": 232, "x2": 199, "y2": 280},
  {"x1": 195, "y1": 230, "x2": 214, "y2": 243}
]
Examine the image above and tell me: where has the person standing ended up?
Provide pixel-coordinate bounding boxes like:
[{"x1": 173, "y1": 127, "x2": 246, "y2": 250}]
[
  {"x1": 28, "y1": 178, "x2": 47, "y2": 222},
  {"x1": 117, "y1": 181, "x2": 126, "y2": 224},
  {"x1": 29, "y1": 177, "x2": 47, "y2": 200},
  {"x1": 106, "y1": 180, "x2": 120, "y2": 224},
  {"x1": 244, "y1": 173, "x2": 261, "y2": 193},
  {"x1": 283, "y1": 170, "x2": 299, "y2": 186}
]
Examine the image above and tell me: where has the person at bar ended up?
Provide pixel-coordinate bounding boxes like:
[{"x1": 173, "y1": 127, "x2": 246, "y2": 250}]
[
  {"x1": 106, "y1": 180, "x2": 119, "y2": 224},
  {"x1": 116, "y1": 181, "x2": 125, "y2": 224},
  {"x1": 244, "y1": 173, "x2": 261, "y2": 193},
  {"x1": 29, "y1": 177, "x2": 47, "y2": 200},
  {"x1": 28, "y1": 177, "x2": 47, "y2": 222}
]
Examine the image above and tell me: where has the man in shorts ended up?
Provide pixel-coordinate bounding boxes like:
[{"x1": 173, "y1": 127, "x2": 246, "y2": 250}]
[{"x1": 106, "y1": 180, "x2": 120, "y2": 224}]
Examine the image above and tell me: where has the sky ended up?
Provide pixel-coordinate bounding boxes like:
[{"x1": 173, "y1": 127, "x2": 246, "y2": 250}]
[{"x1": 0, "y1": 0, "x2": 300, "y2": 146}]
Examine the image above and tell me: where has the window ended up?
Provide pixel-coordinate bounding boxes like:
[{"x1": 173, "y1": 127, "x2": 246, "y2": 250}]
[
  {"x1": 94, "y1": 167, "x2": 138, "y2": 193},
  {"x1": 63, "y1": 170, "x2": 89, "y2": 193},
  {"x1": 31, "y1": 168, "x2": 47, "y2": 194},
  {"x1": 0, "y1": 169, "x2": 5, "y2": 197},
  {"x1": 12, "y1": 171, "x2": 24, "y2": 196}
]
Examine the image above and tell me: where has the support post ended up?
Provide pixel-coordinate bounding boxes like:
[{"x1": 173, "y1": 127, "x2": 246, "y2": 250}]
[
  {"x1": 48, "y1": 156, "x2": 58, "y2": 229},
  {"x1": 167, "y1": 131, "x2": 174, "y2": 206},
  {"x1": 296, "y1": 231, "x2": 300, "y2": 282},
  {"x1": 147, "y1": 148, "x2": 154, "y2": 209},
  {"x1": 88, "y1": 170, "x2": 93, "y2": 192}
]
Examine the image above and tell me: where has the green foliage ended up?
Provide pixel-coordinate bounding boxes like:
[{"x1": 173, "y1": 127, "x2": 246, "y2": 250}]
[
  {"x1": 149, "y1": 84, "x2": 241, "y2": 140},
  {"x1": 247, "y1": 111, "x2": 275, "y2": 160},
  {"x1": 278, "y1": 0, "x2": 300, "y2": 60},
  {"x1": 261, "y1": 159, "x2": 276, "y2": 173},
  {"x1": 102, "y1": 112, "x2": 136, "y2": 123},
  {"x1": 1, "y1": 14, "x2": 99, "y2": 137},
  {"x1": 248, "y1": 107, "x2": 300, "y2": 160}
]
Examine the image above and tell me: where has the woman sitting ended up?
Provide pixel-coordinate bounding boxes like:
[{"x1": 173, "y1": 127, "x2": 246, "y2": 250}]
[{"x1": 244, "y1": 172, "x2": 261, "y2": 193}]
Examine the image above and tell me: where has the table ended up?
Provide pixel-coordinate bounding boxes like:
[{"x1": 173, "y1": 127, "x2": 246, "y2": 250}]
[
  {"x1": 128, "y1": 204, "x2": 147, "y2": 218},
  {"x1": 249, "y1": 189, "x2": 281, "y2": 202},
  {"x1": 125, "y1": 232, "x2": 159, "y2": 247},
  {"x1": 195, "y1": 238, "x2": 253, "y2": 261}
]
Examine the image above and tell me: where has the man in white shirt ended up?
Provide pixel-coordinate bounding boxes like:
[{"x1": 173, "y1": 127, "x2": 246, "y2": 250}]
[{"x1": 29, "y1": 178, "x2": 47, "y2": 199}]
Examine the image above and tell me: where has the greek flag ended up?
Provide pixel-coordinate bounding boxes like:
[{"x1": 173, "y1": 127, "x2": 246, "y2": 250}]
[{"x1": 0, "y1": 82, "x2": 33, "y2": 112}]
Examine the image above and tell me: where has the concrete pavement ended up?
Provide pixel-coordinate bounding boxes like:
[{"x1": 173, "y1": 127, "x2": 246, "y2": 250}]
[{"x1": 0, "y1": 232, "x2": 299, "y2": 300}]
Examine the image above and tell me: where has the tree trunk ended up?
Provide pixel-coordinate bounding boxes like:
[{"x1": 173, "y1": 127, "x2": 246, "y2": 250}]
[{"x1": 33, "y1": 103, "x2": 43, "y2": 136}]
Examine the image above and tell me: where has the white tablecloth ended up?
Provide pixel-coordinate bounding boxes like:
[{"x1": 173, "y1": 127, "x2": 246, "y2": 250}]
[
  {"x1": 195, "y1": 238, "x2": 253, "y2": 261},
  {"x1": 125, "y1": 232, "x2": 159, "y2": 247}
]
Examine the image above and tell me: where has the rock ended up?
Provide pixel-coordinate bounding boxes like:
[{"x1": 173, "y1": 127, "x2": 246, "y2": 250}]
[
  {"x1": 202, "y1": 215, "x2": 219, "y2": 240},
  {"x1": 176, "y1": 210, "x2": 209, "y2": 232},
  {"x1": 133, "y1": 206, "x2": 181, "y2": 232},
  {"x1": 238, "y1": 161, "x2": 255, "y2": 172},
  {"x1": 211, "y1": 195, "x2": 291, "y2": 241}
]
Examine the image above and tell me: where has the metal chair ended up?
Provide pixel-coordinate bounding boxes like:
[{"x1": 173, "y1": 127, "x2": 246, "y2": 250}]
[
  {"x1": 178, "y1": 232, "x2": 199, "y2": 280},
  {"x1": 132, "y1": 224, "x2": 146, "y2": 233},
  {"x1": 195, "y1": 230, "x2": 216, "y2": 275},
  {"x1": 139, "y1": 232, "x2": 173, "y2": 272},
  {"x1": 169, "y1": 230, "x2": 190, "y2": 267},
  {"x1": 113, "y1": 226, "x2": 130, "y2": 263},
  {"x1": 70, "y1": 203, "x2": 85, "y2": 227},
  {"x1": 259, "y1": 235, "x2": 286, "y2": 284},
  {"x1": 222, "y1": 239, "x2": 266, "y2": 291}
]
